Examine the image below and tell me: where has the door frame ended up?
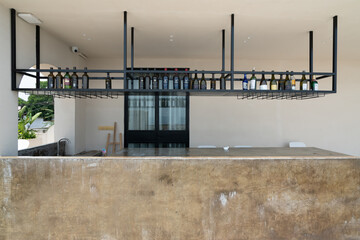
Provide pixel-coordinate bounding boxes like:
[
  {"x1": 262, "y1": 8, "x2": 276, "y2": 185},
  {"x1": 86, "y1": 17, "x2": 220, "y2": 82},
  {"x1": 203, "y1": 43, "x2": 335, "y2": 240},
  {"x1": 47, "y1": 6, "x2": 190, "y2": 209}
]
[{"x1": 124, "y1": 92, "x2": 189, "y2": 148}]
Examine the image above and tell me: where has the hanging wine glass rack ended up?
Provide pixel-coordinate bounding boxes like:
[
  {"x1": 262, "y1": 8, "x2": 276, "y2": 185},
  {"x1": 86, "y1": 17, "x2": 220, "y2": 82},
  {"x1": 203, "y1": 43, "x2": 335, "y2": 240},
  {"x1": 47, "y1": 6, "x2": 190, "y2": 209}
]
[{"x1": 10, "y1": 9, "x2": 338, "y2": 100}]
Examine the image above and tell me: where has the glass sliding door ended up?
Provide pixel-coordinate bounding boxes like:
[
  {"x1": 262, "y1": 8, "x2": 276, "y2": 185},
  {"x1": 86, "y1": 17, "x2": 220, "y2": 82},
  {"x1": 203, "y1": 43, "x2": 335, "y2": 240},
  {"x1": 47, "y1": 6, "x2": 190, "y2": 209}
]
[
  {"x1": 159, "y1": 96, "x2": 186, "y2": 131},
  {"x1": 125, "y1": 93, "x2": 189, "y2": 148},
  {"x1": 128, "y1": 95, "x2": 155, "y2": 130}
]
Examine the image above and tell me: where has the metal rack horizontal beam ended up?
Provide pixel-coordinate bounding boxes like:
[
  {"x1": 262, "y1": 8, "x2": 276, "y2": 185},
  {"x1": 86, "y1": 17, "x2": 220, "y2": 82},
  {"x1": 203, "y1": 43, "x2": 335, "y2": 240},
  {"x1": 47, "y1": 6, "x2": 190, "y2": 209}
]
[
  {"x1": 19, "y1": 88, "x2": 333, "y2": 99},
  {"x1": 16, "y1": 68, "x2": 335, "y2": 76}
]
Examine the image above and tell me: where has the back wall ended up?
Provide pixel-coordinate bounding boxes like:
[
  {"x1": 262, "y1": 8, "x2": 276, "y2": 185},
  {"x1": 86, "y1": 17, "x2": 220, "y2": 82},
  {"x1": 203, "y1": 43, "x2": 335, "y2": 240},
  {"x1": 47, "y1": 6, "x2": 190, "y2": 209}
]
[{"x1": 78, "y1": 57, "x2": 360, "y2": 156}]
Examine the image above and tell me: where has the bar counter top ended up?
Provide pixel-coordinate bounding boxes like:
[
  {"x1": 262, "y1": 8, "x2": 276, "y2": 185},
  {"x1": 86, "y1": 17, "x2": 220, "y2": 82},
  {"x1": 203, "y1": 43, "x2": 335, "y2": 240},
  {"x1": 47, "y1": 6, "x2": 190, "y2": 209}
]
[
  {"x1": 2, "y1": 148, "x2": 359, "y2": 239},
  {"x1": 111, "y1": 147, "x2": 352, "y2": 159}
]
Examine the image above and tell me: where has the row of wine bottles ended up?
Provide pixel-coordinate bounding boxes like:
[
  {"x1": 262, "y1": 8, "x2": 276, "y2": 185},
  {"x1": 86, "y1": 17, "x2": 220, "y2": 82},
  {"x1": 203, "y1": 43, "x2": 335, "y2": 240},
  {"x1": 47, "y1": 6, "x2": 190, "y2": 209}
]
[
  {"x1": 131, "y1": 68, "x2": 208, "y2": 90},
  {"x1": 47, "y1": 67, "x2": 91, "y2": 89},
  {"x1": 128, "y1": 69, "x2": 319, "y2": 91},
  {"x1": 128, "y1": 68, "x2": 230, "y2": 90},
  {"x1": 243, "y1": 70, "x2": 319, "y2": 91},
  {"x1": 47, "y1": 67, "x2": 319, "y2": 91}
]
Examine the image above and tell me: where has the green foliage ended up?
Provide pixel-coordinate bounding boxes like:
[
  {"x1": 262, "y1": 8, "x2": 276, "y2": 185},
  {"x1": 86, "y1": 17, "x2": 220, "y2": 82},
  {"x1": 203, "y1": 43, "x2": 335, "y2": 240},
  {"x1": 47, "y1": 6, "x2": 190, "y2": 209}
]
[
  {"x1": 18, "y1": 106, "x2": 42, "y2": 139},
  {"x1": 23, "y1": 94, "x2": 54, "y2": 121},
  {"x1": 18, "y1": 97, "x2": 27, "y2": 108},
  {"x1": 40, "y1": 81, "x2": 47, "y2": 89}
]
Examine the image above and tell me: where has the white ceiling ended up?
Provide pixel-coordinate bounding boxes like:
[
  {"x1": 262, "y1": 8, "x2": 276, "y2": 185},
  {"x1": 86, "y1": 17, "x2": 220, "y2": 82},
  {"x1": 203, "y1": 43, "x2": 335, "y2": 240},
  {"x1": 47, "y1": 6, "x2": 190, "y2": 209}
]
[{"x1": 1, "y1": 0, "x2": 359, "y2": 61}]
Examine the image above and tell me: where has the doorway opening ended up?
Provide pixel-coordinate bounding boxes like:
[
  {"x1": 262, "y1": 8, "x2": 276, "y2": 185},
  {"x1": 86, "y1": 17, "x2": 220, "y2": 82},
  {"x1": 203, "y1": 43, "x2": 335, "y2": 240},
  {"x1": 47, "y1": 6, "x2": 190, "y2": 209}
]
[{"x1": 18, "y1": 64, "x2": 55, "y2": 150}]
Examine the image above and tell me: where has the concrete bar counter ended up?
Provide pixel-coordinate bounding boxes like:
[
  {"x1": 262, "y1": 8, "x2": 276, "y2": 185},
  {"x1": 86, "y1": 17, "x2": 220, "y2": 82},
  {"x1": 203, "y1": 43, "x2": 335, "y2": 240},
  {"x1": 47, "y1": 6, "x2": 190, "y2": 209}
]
[
  {"x1": 1, "y1": 148, "x2": 359, "y2": 239},
  {"x1": 112, "y1": 147, "x2": 349, "y2": 158}
]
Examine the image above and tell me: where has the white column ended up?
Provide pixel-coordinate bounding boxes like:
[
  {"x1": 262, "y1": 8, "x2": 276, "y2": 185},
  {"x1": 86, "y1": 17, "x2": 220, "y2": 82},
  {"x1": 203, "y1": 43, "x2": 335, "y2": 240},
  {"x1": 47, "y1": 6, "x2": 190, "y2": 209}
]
[{"x1": 0, "y1": 5, "x2": 18, "y2": 156}]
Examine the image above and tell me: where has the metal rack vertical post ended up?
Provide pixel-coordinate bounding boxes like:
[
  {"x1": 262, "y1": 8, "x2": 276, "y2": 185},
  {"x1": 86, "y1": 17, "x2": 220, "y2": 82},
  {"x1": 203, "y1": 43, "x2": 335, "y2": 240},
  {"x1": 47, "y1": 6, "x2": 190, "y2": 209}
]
[
  {"x1": 123, "y1": 11, "x2": 127, "y2": 89},
  {"x1": 332, "y1": 16, "x2": 337, "y2": 92}
]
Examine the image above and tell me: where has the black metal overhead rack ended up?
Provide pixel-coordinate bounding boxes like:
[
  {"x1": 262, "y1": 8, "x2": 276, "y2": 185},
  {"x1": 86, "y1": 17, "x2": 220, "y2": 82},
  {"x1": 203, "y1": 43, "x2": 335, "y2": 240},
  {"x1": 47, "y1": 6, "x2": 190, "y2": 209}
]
[{"x1": 10, "y1": 9, "x2": 338, "y2": 100}]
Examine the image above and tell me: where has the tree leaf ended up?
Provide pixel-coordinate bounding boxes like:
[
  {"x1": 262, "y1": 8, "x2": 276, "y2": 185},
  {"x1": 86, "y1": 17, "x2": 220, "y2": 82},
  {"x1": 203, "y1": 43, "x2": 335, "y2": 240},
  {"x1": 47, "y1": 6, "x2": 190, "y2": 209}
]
[{"x1": 31, "y1": 112, "x2": 42, "y2": 124}]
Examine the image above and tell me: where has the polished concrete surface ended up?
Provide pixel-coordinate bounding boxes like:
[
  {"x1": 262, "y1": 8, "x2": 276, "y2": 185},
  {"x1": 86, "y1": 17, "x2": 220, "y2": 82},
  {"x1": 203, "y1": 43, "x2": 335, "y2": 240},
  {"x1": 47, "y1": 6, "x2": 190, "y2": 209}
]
[
  {"x1": 1, "y1": 149, "x2": 359, "y2": 239},
  {"x1": 112, "y1": 147, "x2": 350, "y2": 158}
]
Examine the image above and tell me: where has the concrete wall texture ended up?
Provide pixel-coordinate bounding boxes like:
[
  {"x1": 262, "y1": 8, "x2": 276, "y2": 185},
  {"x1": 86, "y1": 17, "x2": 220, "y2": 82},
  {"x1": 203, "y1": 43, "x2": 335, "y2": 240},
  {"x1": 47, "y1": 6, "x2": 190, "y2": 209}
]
[{"x1": 1, "y1": 156, "x2": 359, "y2": 239}]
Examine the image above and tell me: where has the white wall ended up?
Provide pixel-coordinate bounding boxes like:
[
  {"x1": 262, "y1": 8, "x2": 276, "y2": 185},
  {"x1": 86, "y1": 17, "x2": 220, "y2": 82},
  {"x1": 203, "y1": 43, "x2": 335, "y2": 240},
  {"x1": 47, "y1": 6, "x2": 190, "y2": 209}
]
[
  {"x1": 80, "y1": 57, "x2": 360, "y2": 156},
  {"x1": 190, "y1": 59, "x2": 360, "y2": 156},
  {"x1": 0, "y1": 4, "x2": 18, "y2": 156},
  {"x1": 39, "y1": 22, "x2": 87, "y2": 155},
  {"x1": 81, "y1": 58, "x2": 124, "y2": 152},
  {"x1": 0, "y1": 4, "x2": 86, "y2": 155}
]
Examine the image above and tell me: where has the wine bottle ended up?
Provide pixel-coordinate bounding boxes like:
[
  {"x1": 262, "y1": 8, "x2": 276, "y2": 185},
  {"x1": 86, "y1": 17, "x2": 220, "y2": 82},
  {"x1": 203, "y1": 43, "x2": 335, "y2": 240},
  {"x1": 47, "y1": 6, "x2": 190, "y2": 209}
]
[
  {"x1": 56, "y1": 67, "x2": 63, "y2": 89},
  {"x1": 158, "y1": 72, "x2": 163, "y2": 90},
  {"x1": 139, "y1": 69, "x2": 145, "y2": 90},
  {"x1": 278, "y1": 74, "x2": 285, "y2": 90},
  {"x1": 220, "y1": 74, "x2": 226, "y2": 90},
  {"x1": 145, "y1": 68, "x2": 151, "y2": 89},
  {"x1": 163, "y1": 68, "x2": 169, "y2": 89},
  {"x1": 284, "y1": 71, "x2": 291, "y2": 90},
  {"x1": 300, "y1": 71, "x2": 308, "y2": 90},
  {"x1": 190, "y1": 72, "x2": 194, "y2": 89},
  {"x1": 250, "y1": 69, "x2": 257, "y2": 90},
  {"x1": 63, "y1": 68, "x2": 72, "y2": 89},
  {"x1": 82, "y1": 67, "x2": 89, "y2": 89},
  {"x1": 127, "y1": 79, "x2": 132, "y2": 90},
  {"x1": 105, "y1": 72, "x2": 112, "y2": 89},
  {"x1": 200, "y1": 72, "x2": 207, "y2": 90},
  {"x1": 173, "y1": 68, "x2": 180, "y2": 89},
  {"x1": 311, "y1": 76, "x2": 318, "y2": 91},
  {"x1": 193, "y1": 71, "x2": 199, "y2": 90},
  {"x1": 290, "y1": 71, "x2": 296, "y2": 90},
  {"x1": 183, "y1": 69, "x2": 190, "y2": 89},
  {"x1": 152, "y1": 68, "x2": 158, "y2": 89},
  {"x1": 71, "y1": 67, "x2": 78, "y2": 89},
  {"x1": 47, "y1": 67, "x2": 55, "y2": 89},
  {"x1": 259, "y1": 71, "x2": 268, "y2": 90},
  {"x1": 242, "y1": 74, "x2": 248, "y2": 90},
  {"x1": 270, "y1": 71, "x2": 277, "y2": 90},
  {"x1": 210, "y1": 73, "x2": 216, "y2": 90}
]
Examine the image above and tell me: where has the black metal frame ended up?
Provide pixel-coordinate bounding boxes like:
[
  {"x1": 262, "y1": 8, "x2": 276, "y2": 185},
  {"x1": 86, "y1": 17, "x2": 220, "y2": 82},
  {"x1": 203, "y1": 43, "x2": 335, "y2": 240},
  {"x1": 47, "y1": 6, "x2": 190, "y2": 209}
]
[
  {"x1": 123, "y1": 11, "x2": 127, "y2": 89},
  {"x1": 36, "y1": 25, "x2": 40, "y2": 89},
  {"x1": 332, "y1": 16, "x2": 337, "y2": 92},
  {"x1": 11, "y1": 9, "x2": 16, "y2": 90},
  {"x1": 124, "y1": 94, "x2": 190, "y2": 148},
  {"x1": 222, "y1": 29, "x2": 225, "y2": 71},
  {"x1": 10, "y1": 9, "x2": 338, "y2": 99},
  {"x1": 309, "y1": 31, "x2": 313, "y2": 81},
  {"x1": 230, "y1": 14, "x2": 234, "y2": 90}
]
